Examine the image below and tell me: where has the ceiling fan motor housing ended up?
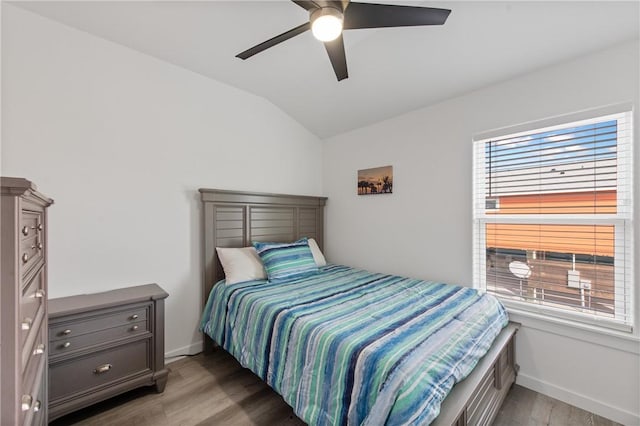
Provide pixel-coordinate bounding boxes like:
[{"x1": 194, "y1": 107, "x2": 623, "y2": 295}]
[{"x1": 310, "y1": 7, "x2": 344, "y2": 42}]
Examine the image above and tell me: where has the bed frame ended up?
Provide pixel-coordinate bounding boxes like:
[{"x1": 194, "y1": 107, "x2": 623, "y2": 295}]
[{"x1": 199, "y1": 188, "x2": 519, "y2": 426}]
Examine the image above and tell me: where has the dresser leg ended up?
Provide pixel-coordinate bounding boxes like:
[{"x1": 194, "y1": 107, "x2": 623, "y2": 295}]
[{"x1": 154, "y1": 370, "x2": 169, "y2": 393}]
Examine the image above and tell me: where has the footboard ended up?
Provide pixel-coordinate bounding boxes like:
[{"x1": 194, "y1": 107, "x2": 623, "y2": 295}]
[{"x1": 432, "y1": 322, "x2": 519, "y2": 426}]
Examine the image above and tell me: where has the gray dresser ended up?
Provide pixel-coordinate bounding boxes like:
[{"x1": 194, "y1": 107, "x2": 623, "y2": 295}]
[
  {"x1": 1, "y1": 177, "x2": 54, "y2": 426},
  {"x1": 48, "y1": 284, "x2": 169, "y2": 421}
]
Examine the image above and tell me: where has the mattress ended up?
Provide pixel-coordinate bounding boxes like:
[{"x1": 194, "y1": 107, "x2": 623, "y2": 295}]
[{"x1": 200, "y1": 264, "x2": 508, "y2": 425}]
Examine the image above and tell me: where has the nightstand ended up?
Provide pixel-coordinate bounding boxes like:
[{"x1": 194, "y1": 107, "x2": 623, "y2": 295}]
[{"x1": 47, "y1": 284, "x2": 169, "y2": 421}]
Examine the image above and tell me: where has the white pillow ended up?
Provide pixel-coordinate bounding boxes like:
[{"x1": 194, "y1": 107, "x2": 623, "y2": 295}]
[
  {"x1": 216, "y1": 247, "x2": 266, "y2": 284},
  {"x1": 307, "y1": 238, "x2": 327, "y2": 267}
]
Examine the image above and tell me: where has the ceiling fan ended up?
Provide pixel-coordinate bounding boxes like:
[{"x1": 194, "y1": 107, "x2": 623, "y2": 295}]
[{"x1": 236, "y1": 1, "x2": 451, "y2": 81}]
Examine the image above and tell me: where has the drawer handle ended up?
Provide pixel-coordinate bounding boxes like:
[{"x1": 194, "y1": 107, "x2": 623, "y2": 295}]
[
  {"x1": 94, "y1": 363, "x2": 112, "y2": 374},
  {"x1": 61, "y1": 329, "x2": 72, "y2": 336},
  {"x1": 21, "y1": 318, "x2": 32, "y2": 331},
  {"x1": 22, "y1": 226, "x2": 29, "y2": 236},
  {"x1": 61, "y1": 342, "x2": 71, "y2": 349},
  {"x1": 130, "y1": 325, "x2": 139, "y2": 331},
  {"x1": 33, "y1": 343, "x2": 45, "y2": 355},
  {"x1": 22, "y1": 253, "x2": 29, "y2": 263},
  {"x1": 37, "y1": 223, "x2": 43, "y2": 231},
  {"x1": 37, "y1": 242, "x2": 43, "y2": 250},
  {"x1": 21, "y1": 395, "x2": 33, "y2": 411},
  {"x1": 34, "y1": 289, "x2": 46, "y2": 298},
  {"x1": 33, "y1": 400, "x2": 41, "y2": 412},
  {"x1": 130, "y1": 314, "x2": 139, "y2": 320}
]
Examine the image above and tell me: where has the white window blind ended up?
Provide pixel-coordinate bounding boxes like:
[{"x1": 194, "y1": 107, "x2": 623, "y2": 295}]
[{"x1": 473, "y1": 109, "x2": 633, "y2": 331}]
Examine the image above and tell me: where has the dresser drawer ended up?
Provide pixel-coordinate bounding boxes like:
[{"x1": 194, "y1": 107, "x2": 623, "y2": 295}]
[
  {"x1": 20, "y1": 209, "x2": 43, "y2": 240},
  {"x1": 24, "y1": 381, "x2": 46, "y2": 426},
  {"x1": 50, "y1": 304, "x2": 149, "y2": 342},
  {"x1": 22, "y1": 317, "x2": 47, "y2": 376},
  {"x1": 19, "y1": 245, "x2": 44, "y2": 282},
  {"x1": 19, "y1": 300, "x2": 45, "y2": 362},
  {"x1": 20, "y1": 209, "x2": 44, "y2": 279},
  {"x1": 22, "y1": 345, "x2": 46, "y2": 413},
  {"x1": 21, "y1": 351, "x2": 46, "y2": 426},
  {"x1": 20, "y1": 266, "x2": 46, "y2": 347},
  {"x1": 50, "y1": 320, "x2": 149, "y2": 356},
  {"x1": 49, "y1": 339, "x2": 151, "y2": 401}
]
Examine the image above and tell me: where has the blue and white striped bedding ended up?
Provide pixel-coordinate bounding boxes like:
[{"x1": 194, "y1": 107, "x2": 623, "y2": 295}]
[{"x1": 200, "y1": 264, "x2": 508, "y2": 425}]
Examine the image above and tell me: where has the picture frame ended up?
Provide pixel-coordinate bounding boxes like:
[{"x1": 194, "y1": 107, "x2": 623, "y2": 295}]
[{"x1": 357, "y1": 165, "x2": 393, "y2": 195}]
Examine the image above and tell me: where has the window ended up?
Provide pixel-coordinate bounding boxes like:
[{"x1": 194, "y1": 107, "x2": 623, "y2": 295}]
[{"x1": 473, "y1": 107, "x2": 633, "y2": 331}]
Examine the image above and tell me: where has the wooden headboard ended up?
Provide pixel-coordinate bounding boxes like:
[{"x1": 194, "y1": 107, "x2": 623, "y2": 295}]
[{"x1": 199, "y1": 188, "x2": 327, "y2": 309}]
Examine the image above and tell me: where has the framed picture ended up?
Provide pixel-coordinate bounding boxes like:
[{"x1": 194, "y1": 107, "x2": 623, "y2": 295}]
[{"x1": 357, "y1": 165, "x2": 393, "y2": 195}]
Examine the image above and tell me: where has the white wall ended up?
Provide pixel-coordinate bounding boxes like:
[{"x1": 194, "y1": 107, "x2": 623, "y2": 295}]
[
  {"x1": 323, "y1": 40, "x2": 640, "y2": 425},
  {"x1": 1, "y1": 5, "x2": 323, "y2": 357}
]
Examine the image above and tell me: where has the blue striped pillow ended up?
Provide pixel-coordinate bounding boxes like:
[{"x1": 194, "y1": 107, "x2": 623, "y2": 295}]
[{"x1": 253, "y1": 238, "x2": 318, "y2": 283}]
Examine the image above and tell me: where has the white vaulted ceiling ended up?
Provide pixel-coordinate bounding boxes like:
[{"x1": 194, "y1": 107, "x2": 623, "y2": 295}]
[{"x1": 11, "y1": 1, "x2": 640, "y2": 138}]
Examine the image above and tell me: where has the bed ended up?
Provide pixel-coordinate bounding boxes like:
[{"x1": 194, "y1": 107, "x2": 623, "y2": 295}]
[{"x1": 199, "y1": 188, "x2": 518, "y2": 426}]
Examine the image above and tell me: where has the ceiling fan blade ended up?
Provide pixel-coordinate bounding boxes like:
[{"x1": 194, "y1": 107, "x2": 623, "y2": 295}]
[
  {"x1": 343, "y1": 2, "x2": 451, "y2": 30},
  {"x1": 236, "y1": 22, "x2": 311, "y2": 60},
  {"x1": 324, "y1": 35, "x2": 348, "y2": 81},
  {"x1": 291, "y1": 1, "x2": 320, "y2": 11}
]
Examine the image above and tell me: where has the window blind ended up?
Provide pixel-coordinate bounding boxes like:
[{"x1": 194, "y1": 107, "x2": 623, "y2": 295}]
[{"x1": 473, "y1": 110, "x2": 633, "y2": 330}]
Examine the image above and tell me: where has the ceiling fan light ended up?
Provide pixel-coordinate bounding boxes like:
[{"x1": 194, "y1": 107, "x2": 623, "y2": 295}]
[{"x1": 311, "y1": 8, "x2": 343, "y2": 42}]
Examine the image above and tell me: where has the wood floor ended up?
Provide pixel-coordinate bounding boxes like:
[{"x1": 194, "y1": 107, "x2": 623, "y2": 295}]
[{"x1": 51, "y1": 349, "x2": 621, "y2": 426}]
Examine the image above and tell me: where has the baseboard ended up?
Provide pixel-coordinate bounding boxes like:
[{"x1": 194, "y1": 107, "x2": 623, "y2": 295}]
[
  {"x1": 164, "y1": 340, "x2": 203, "y2": 359},
  {"x1": 517, "y1": 372, "x2": 639, "y2": 426}
]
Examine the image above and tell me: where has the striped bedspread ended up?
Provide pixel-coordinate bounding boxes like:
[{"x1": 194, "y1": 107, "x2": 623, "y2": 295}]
[{"x1": 200, "y1": 264, "x2": 508, "y2": 426}]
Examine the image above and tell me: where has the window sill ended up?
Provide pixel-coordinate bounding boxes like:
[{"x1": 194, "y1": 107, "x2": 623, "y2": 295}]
[{"x1": 505, "y1": 305, "x2": 640, "y2": 355}]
